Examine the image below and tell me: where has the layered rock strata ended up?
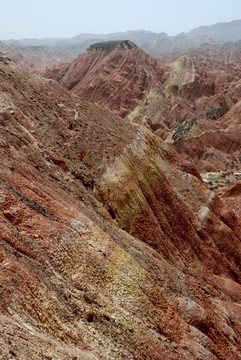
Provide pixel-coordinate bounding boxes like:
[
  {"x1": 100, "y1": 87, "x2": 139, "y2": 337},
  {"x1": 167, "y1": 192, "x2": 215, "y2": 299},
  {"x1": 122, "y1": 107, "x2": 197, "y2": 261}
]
[{"x1": 0, "y1": 54, "x2": 240, "y2": 359}]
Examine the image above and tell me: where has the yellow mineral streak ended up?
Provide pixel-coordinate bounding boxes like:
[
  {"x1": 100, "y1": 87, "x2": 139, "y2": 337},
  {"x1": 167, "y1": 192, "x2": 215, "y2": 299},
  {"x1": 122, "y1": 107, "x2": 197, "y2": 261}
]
[{"x1": 127, "y1": 56, "x2": 195, "y2": 127}]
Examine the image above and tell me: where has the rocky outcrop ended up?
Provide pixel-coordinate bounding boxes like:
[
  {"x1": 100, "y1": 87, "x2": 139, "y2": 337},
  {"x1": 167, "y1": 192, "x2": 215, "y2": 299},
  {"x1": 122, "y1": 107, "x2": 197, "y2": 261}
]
[
  {"x1": 173, "y1": 100, "x2": 241, "y2": 173},
  {"x1": 127, "y1": 50, "x2": 240, "y2": 139},
  {"x1": 220, "y1": 181, "x2": 241, "y2": 218},
  {"x1": 206, "y1": 107, "x2": 229, "y2": 120},
  {"x1": 88, "y1": 40, "x2": 137, "y2": 52},
  {"x1": 0, "y1": 54, "x2": 241, "y2": 359}
]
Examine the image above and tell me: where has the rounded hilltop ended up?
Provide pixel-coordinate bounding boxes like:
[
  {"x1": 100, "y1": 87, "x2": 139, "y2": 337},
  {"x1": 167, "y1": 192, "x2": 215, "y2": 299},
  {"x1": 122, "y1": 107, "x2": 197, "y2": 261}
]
[{"x1": 87, "y1": 40, "x2": 137, "y2": 52}]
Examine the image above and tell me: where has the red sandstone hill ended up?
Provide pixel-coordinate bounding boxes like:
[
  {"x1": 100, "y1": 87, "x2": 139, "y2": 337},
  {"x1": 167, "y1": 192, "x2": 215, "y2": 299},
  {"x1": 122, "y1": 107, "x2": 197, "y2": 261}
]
[
  {"x1": 173, "y1": 98, "x2": 241, "y2": 215},
  {"x1": 40, "y1": 40, "x2": 241, "y2": 212},
  {"x1": 155, "y1": 47, "x2": 241, "y2": 203},
  {"x1": 173, "y1": 99, "x2": 241, "y2": 173},
  {"x1": 42, "y1": 41, "x2": 240, "y2": 148},
  {"x1": 127, "y1": 50, "x2": 240, "y2": 140},
  {"x1": 41, "y1": 40, "x2": 169, "y2": 118},
  {"x1": 0, "y1": 53, "x2": 241, "y2": 359}
]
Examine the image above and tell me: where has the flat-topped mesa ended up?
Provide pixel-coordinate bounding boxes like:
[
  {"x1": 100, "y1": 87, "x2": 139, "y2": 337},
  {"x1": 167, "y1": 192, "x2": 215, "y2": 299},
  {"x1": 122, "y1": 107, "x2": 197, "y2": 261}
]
[
  {"x1": 42, "y1": 39, "x2": 167, "y2": 118},
  {"x1": 87, "y1": 40, "x2": 137, "y2": 53}
]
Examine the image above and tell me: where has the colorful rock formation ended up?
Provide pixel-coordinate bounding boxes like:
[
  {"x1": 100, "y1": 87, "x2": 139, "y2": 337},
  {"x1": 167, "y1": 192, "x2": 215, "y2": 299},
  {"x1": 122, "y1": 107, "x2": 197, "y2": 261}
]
[
  {"x1": 41, "y1": 40, "x2": 169, "y2": 118},
  {"x1": 39, "y1": 40, "x2": 241, "y2": 222},
  {"x1": 0, "y1": 53, "x2": 241, "y2": 359}
]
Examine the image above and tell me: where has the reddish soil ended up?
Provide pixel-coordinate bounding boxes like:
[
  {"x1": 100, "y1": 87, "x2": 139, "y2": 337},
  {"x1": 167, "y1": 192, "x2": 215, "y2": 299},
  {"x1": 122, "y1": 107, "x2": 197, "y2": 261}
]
[
  {"x1": 42, "y1": 43, "x2": 240, "y2": 171},
  {"x1": 0, "y1": 53, "x2": 241, "y2": 359},
  {"x1": 39, "y1": 40, "x2": 241, "y2": 219},
  {"x1": 219, "y1": 181, "x2": 241, "y2": 218},
  {"x1": 173, "y1": 98, "x2": 241, "y2": 173},
  {"x1": 155, "y1": 46, "x2": 241, "y2": 215}
]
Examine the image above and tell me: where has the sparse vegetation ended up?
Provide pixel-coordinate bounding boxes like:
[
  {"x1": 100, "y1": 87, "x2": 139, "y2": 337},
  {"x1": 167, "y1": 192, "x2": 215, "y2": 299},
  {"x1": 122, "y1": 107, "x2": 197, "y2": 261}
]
[
  {"x1": 88, "y1": 40, "x2": 135, "y2": 53},
  {"x1": 206, "y1": 107, "x2": 229, "y2": 120},
  {"x1": 206, "y1": 173, "x2": 222, "y2": 183},
  {"x1": 172, "y1": 117, "x2": 198, "y2": 141}
]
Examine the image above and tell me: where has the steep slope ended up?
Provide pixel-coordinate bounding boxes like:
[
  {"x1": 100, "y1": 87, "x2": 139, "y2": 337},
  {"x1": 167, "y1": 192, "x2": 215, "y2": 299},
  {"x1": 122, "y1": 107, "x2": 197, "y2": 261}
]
[
  {"x1": 129, "y1": 44, "x2": 241, "y2": 214},
  {"x1": 156, "y1": 47, "x2": 241, "y2": 193},
  {"x1": 41, "y1": 40, "x2": 169, "y2": 117},
  {"x1": 173, "y1": 99, "x2": 241, "y2": 216},
  {"x1": 42, "y1": 40, "x2": 240, "y2": 146},
  {"x1": 41, "y1": 40, "x2": 241, "y2": 199},
  {"x1": 0, "y1": 53, "x2": 241, "y2": 359},
  {"x1": 34, "y1": 40, "x2": 241, "y2": 216},
  {"x1": 127, "y1": 49, "x2": 241, "y2": 170},
  {"x1": 127, "y1": 50, "x2": 240, "y2": 138},
  {"x1": 173, "y1": 99, "x2": 241, "y2": 172},
  {"x1": 220, "y1": 181, "x2": 241, "y2": 218}
]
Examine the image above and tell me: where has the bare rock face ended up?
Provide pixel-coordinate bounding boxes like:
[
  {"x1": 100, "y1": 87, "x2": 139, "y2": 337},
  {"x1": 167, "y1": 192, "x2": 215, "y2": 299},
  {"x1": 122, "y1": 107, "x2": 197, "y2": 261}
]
[
  {"x1": 128, "y1": 51, "x2": 240, "y2": 138},
  {"x1": 41, "y1": 40, "x2": 169, "y2": 118},
  {"x1": 0, "y1": 54, "x2": 241, "y2": 359},
  {"x1": 42, "y1": 41, "x2": 240, "y2": 173},
  {"x1": 38, "y1": 41, "x2": 241, "y2": 220},
  {"x1": 173, "y1": 98, "x2": 241, "y2": 210},
  {"x1": 220, "y1": 181, "x2": 241, "y2": 218},
  {"x1": 152, "y1": 46, "x2": 241, "y2": 209},
  {"x1": 125, "y1": 48, "x2": 241, "y2": 207}
]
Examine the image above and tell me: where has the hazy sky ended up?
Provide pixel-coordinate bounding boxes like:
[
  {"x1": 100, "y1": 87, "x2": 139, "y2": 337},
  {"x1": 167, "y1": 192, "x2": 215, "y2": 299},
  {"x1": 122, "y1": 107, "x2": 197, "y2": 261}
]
[{"x1": 0, "y1": 0, "x2": 241, "y2": 40}]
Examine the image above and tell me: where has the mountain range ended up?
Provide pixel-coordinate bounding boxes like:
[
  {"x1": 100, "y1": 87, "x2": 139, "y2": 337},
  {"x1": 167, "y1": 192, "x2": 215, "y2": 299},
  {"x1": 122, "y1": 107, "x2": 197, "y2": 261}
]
[{"x1": 1, "y1": 19, "x2": 241, "y2": 70}]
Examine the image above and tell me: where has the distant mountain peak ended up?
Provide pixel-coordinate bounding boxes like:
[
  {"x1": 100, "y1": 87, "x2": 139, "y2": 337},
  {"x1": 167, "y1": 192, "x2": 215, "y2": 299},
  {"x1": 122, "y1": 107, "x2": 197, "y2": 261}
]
[{"x1": 87, "y1": 40, "x2": 137, "y2": 53}]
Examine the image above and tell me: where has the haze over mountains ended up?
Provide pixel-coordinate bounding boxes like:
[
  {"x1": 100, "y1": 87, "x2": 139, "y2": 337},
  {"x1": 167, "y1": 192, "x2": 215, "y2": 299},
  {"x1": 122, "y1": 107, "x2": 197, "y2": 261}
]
[
  {"x1": 5, "y1": 19, "x2": 241, "y2": 49},
  {"x1": 1, "y1": 19, "x2": 241, "y2": 70},
  {"x1": 0, "y1": 17, "x2": 241, "y2": 359}
]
